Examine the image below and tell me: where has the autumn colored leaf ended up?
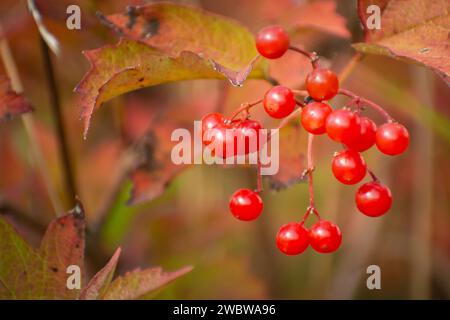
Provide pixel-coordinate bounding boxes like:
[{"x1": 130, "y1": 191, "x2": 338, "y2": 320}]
[
  {"x1": 354, "y1": 0, "x2": 450, "y2": 84},
  {"x1": 75, "y1": 3, "x2": 267, "y2": 138},
  {"x1": 128, "y1": 125, "x2": 186, "y2": 205},
  {"x1": 102, "y1": 266, "x2": 193, "y2": 300},
  {"x1": 0, "y1": 75, "x2": 32, "y2": 121},
  {"x1": 0, "y1": 201, "x2": 84, "y2": 299},
  {"x1": 0, "y1": 200, "x2": 191, "y2": 299},
  {"x1": 281, "y1": 0, "x2": 351, "y2": 39},
  {"x1": 79, "y1": 247, "x2": 121, "y2": 300},
  {"x1": 267, "y1": 120, "x2": 306, "y2": 190}
]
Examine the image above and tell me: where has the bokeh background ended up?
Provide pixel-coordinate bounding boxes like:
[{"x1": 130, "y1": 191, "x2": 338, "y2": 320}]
[{"x1": 0, "y1": 0, "x2": 449, "y2": 299}]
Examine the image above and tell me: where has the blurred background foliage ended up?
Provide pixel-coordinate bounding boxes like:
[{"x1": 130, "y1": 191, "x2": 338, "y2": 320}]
[{"x1": 0, "y1": 0, "x2": 449, "y2": 299}]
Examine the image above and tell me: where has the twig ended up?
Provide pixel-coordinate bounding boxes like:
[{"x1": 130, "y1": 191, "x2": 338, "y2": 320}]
[
  {"x1": 0, "y1": 24, "x2": 63, "y2": 216},
  {"x1": 0, "y1": 202, "x2": 47, "y2": 232},
  {"x1": 40, "y1": 37, "x2": 77, "y2": 206}
]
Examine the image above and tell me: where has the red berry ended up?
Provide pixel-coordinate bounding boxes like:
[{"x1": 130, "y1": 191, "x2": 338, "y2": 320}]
[
  {"x1": 276, "y1": 222, "x2": 309, "y2": 255},
  {"x1": 375, "y1": 122, "x2": 409, "y2": 155},
  {"x1": 201, "y1": 112, "x2": 225, "y2": 145},
  {"x1": 255, "y1": 25, "x2": 290, "y2": 59},
  {"x1": 234, "y1": 119, "x2": 262, "y2": 155},
  {"x1": 263, "y1": 86, "x2": 296, "y2": 119},
  {"x1": 326, "y1": 108, "x2": 361, "y2": 145},
  {"x1": 229, "y1": 188, "x2": 263, "y2": 221},
  {"x1": 305, "y1": 68, "x2": 339, "y2": 101},
  {"x1": 309, "y1": 220, "x2": 342, "y2": 253},
  {"x1": 356, "y1": 182, "x2": 392, "y2": 217},
  {"x1": 332, "y1": 149, "x2": 367, "y2": 185},
  {"x1": 346, "y1": 116, "x2": 377, "y2": 152},
  {"x1": 301, "y1": 102, "x2": 332, "y2": 134}
]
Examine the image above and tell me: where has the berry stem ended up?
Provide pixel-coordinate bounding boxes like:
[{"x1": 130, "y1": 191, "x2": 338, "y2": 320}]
[
  {"x1": 338, "y1": 88, "x2": 394, "y2": 122},
  {"x1": 368, "y1": 169, "x2": 379, "y2": 182},
  {"x1": 295, "y1": 99, "x2": 305, "y2": 108},
  {"x1": 255, "y1": 153, "x2": 263, "y2": 193},
  {"x1": 288, "y1": 46, "x2": 320, "y2": 68},
  {"x1": 229, "y1": 99, "x2": 262, "y2": 121},
  {"x1": 277, "y1": 108, "x2": 302, "y2": 130},
  {"x1": 291, "y1": 89, "x2": 309, "y2": 96},
  {"x1": 307, "y1": 133, "x2": 315, "y2": 210},
  {"x1": 299, "y1": 133, "x2": 321, "y2": 224}
]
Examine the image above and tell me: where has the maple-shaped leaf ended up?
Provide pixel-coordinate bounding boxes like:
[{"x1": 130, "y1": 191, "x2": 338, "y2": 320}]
[
  {"x1": 75, "y1": 3, "x2": 267, "y2": 138},
  {"x1": 267, "y1": 121, "x2": 306, "y2": 191},
  {"x1": 0, "y1": 75, "x2": 33, "y2": 121},
  {"x1": 102, "y1": 266, "x2": 193, "y2": 300},
  {"x1": 354, "y1": 0, "x2": 450, "y2": 84},
  {"x1": 0, "y1": 201, "x2": 85, "y2": 299},
  {"x1": 0, "y1": 200, "x2": 191, "y2": 299}
]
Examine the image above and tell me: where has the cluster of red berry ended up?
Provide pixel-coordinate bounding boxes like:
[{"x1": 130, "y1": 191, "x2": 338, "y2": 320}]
[{"x1": 200, "y1": 26, "x2": 410, "y2": 255}]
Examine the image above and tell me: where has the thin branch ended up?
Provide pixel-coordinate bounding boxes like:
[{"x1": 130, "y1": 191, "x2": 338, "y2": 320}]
[
  {"x1": 0, "y1": 24, "x2": 63, "y2": 215},
  {"x1": 40, "y1": 37, "x2": 77, "y2": 206},
  {"x1": 0, "y1": 202, "x2": 47, "y2": 232}
]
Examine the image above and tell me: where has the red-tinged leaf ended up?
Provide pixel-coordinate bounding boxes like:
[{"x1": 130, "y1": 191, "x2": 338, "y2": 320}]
[
  {"x1": 79, "y1": 247, "x2": 121, "y2": 300},
  {"x1": 102, "y1": 266, "x2": 193, "y2": 300},
  {"x1": 210, "y1": 55, "x2": 261, "y2": 87},
  {"x1": 76, "y1": 3, "x2": 267, "y2": 138},
  {"x1": 98, "y1": 3, "x2": 259, "y2": 65},
  {"x1": 37, "y1": 202, "x2": 85, "y2": 299},
  {"x1": 0, "y1": 75, "x2": 32, "y2": 121},
  {"x1": 0, "y1": 201, "x2": 85, "y2": 299},
  {"x1": 128, "y1": 127, "x2": 186, "y2": 205},
  {"x1": 267, "y1": 121, "x2": 306, "y2": 191},
  {"x1": 281, "y1": 0, "x2": 351, "y2": 39},
  {"x1": 354, "y1": 0, "x2": 450, "y2": 84}
]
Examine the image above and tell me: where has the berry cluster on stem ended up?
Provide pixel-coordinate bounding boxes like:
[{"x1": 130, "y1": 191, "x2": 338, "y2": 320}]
[{"x1": 200, "y1": 25, "x2": 410, "y2": 255}]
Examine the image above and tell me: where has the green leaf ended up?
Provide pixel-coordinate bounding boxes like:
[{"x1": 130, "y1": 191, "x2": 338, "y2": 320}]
[
  {"x1": 0, "y1": 201, "x2": 191, "y2": 299},
  {"x1": 75, "y1": 3, "x2": 267, "y2": 138},
  {"x1": 0, "y1": 202, "x2": 85, "y2": 299}
]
